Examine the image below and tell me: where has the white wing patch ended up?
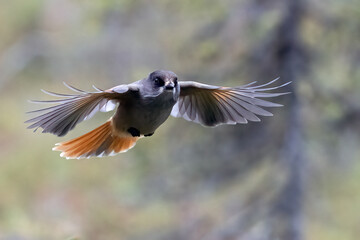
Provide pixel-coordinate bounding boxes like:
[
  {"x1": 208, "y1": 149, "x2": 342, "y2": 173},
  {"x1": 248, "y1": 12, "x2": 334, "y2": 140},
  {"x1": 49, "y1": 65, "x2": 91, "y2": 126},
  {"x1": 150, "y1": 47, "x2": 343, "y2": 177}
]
[{"x1": 100, "y1": 99, "x2": 117, "y2": 112}]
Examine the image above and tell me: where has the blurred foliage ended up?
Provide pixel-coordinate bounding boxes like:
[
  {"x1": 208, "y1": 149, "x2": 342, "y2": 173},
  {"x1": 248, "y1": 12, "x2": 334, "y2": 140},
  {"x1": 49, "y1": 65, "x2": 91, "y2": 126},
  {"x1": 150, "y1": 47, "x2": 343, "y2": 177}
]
[{"x1": 0, "y1": 0, "x2": 359, "y2": 240}]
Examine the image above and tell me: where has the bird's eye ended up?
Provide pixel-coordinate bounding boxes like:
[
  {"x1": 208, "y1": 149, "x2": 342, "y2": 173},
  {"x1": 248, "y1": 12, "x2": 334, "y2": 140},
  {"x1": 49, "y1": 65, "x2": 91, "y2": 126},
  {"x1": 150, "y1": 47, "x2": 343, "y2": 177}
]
[
  {"x1": 173, "y1": 77, "x2": 178, "y2": 86},
  {"x1": 154, "y1": 77, "x2": 164, "y2": 86}
]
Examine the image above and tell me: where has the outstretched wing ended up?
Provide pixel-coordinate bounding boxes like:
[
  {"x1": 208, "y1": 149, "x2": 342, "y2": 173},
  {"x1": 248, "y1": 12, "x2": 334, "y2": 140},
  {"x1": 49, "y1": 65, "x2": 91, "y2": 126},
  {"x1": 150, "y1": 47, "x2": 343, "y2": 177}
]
[
  {"x1": 26, "y1": 83, "x2": 138, "y2": 137},
  {"x1": 171, "y1": 78, "x2": 290, "y2": 127}
]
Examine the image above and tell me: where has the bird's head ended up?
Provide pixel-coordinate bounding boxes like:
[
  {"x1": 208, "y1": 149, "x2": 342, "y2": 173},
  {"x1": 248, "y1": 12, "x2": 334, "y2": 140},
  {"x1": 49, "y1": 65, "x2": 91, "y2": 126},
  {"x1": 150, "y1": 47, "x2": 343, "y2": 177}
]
[{"x1": 143, "y1": 70, "x2": 179, "y2": 99}]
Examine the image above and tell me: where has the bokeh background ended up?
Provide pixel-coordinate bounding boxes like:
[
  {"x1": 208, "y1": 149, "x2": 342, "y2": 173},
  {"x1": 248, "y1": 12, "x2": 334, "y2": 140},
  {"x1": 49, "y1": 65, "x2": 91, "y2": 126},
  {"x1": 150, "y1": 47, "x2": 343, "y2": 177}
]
[{"x1": 0, "y1": 0, "x2": 359, "y2": 239}]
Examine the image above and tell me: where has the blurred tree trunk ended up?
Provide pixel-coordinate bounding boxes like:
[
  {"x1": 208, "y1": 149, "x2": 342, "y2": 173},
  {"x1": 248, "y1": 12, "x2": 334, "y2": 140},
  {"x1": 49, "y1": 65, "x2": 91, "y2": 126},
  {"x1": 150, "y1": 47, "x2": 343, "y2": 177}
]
[
  {"x1": 266, "y1": 0, "x2": 307, "y2": 239},
  {"x1": 158, "y1": 0, "x2": 308, "y2": 239}
]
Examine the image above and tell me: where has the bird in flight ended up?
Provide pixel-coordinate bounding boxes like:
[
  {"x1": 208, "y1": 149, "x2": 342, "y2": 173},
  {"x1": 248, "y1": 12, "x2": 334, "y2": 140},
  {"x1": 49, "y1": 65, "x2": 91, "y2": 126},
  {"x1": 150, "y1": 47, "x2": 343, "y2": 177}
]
[{"x1": 26, "y1": 70, "x2": 290, "y2": 159}]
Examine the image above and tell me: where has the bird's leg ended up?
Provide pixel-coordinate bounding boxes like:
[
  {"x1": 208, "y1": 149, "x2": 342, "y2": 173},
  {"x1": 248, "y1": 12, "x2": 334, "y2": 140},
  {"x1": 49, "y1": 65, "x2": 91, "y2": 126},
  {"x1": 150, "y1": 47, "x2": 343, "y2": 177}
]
[{"x1": 127, "y1": 127, "x2": 141, "y2": 137}]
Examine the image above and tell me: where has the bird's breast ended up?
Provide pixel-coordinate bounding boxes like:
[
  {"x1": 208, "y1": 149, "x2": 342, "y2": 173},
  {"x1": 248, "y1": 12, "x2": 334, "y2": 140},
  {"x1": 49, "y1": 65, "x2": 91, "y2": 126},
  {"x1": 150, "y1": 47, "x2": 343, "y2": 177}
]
[{"x1": 113, "y1": 92, "x2": 176, "y2": 135}]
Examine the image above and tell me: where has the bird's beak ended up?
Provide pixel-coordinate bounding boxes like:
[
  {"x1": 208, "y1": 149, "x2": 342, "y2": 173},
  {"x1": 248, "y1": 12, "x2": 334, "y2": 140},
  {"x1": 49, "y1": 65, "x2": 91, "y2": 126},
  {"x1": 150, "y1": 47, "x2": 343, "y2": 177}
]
[{"x1": 165, "y1": 81, "x2": 175, "y2": 90}]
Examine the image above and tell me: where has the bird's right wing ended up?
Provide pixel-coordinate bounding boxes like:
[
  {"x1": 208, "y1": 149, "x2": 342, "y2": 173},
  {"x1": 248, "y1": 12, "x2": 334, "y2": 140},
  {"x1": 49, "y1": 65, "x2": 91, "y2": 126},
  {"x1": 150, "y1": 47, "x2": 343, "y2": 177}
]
[
  {"x1": 171, "y1": 78, "x2": 290, "y2": 127},
  {"x1": 26, "y1": 83, "x2": 139, "y2": 137}
]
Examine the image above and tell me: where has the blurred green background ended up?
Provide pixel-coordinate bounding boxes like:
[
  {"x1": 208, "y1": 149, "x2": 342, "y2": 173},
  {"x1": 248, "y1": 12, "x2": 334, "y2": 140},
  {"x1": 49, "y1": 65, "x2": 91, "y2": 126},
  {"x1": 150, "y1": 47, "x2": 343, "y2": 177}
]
[{"x1": 0, "y1": 0, "x2": 360, "y2": 239}]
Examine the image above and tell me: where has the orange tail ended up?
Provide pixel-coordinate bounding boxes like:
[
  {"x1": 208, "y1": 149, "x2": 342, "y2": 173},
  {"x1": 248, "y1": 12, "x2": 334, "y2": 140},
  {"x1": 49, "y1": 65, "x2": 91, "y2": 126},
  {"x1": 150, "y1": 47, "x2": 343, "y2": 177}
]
[{"x1": 53, "y1": 120, "x2": 139, "y2": 159}]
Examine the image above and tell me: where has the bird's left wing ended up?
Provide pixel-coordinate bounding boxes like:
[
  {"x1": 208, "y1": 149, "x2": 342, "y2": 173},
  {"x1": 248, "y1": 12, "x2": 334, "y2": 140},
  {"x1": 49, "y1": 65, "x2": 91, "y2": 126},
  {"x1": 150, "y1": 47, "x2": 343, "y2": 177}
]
[
  {"x1": 26, "y1": 83, "x2": 138, "y2": 137},
  {"x1": 171, "y1": 78, "x2": 290, "y2": 127}
]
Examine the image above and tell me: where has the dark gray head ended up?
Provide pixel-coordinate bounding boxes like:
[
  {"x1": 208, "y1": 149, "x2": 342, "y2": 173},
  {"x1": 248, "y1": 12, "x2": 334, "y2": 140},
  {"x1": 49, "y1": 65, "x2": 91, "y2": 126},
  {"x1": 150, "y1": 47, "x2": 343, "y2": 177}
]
[{"x1": 142, "y1": 70, "x2": 179, "y2": 99}]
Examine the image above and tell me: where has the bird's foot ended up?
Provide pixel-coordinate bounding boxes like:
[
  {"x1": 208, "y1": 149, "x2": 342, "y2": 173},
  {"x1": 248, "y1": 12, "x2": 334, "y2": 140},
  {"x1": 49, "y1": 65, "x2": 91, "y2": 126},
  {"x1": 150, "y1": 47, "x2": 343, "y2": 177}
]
[
  {"x1": 144, "y1": 132, "x2": 154, "y2": 137},
  {"x1": 127, "y1": 127, "x2": 140, "y2": 137}
]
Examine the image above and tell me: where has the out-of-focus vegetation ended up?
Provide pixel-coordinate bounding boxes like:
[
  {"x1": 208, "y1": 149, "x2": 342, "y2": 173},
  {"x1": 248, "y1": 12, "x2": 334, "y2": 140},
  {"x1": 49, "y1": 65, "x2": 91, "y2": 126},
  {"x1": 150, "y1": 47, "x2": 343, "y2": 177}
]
[{"x1": 0, "y1": 0, "x2": 359, "y2": 239}]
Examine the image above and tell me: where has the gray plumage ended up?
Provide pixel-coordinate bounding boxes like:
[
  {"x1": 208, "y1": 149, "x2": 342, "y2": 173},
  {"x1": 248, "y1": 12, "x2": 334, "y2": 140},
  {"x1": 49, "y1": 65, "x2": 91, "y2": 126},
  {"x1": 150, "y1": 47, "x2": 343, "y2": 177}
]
[{"x1": 26, "y1": 70, "x2": 290, "y2": 158}]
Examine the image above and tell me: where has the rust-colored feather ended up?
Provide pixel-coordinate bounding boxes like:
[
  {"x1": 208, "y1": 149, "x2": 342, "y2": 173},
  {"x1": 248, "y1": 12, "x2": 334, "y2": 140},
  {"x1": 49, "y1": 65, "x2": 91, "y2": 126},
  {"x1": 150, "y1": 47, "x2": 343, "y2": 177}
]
[{"x1": 53, "y1": 120, "x2": 138, "y2": 159}]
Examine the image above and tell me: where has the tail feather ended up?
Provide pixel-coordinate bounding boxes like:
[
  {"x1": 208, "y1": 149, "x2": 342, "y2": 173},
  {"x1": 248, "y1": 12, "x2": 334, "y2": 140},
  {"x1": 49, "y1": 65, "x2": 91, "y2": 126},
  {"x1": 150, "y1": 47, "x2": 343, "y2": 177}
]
[{"x1": 53, "y1": 120, "x2": 139, "y2": 159}]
